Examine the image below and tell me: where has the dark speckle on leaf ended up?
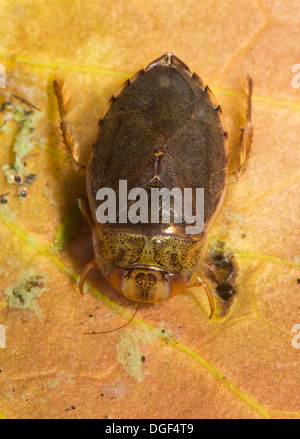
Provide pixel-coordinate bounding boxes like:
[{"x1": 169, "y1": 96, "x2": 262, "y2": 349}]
[{"x1": 25, "y1": 173, "x2": 37, "y2": 184}]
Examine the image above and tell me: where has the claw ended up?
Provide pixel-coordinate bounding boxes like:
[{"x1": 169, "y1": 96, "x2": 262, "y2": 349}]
[{"x1": 79, "y1": 259, "x2": 98, "y2": 294}]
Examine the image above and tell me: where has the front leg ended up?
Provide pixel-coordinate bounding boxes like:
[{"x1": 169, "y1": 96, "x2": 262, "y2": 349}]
[
  {"x1": 77, "y1": 198, "x2": 100, "y2": 294},
  {"x1": 194, "y1": 268, "x2": 215, "y2": 318}
]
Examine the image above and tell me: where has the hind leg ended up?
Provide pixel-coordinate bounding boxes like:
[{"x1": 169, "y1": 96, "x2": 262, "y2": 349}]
[
  {"x1": 228, "y1": 77, "x2": 253, "y2": 180},
  {"x1": 53, "y1": 79, "x2": 86, "y2": 172}
]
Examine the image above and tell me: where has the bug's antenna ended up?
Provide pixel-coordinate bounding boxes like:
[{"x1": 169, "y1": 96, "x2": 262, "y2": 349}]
[{"x1": 84, "y1": 302, "x2": 139, "y2": 335}]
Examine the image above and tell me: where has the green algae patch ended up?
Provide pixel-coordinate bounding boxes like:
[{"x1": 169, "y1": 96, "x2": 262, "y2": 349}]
[
  {"x1": 3, "y1": 270, "x2": 47, "y2": 316},
  {"x1": 116, "y1": 326, "x2": 158, "y2": 383},
  {"x1": 0, "y1": 204, "x2": 17, "y2": 223},
  {"x1": 8, "y1": 109, "x2": 40, "y2": 179},
  {"x1": 0, "y1": 97, "x2": 42, "y2": 183},
  {"x1": 52, "y1": 203, "x2": 83, "y2": 253}
]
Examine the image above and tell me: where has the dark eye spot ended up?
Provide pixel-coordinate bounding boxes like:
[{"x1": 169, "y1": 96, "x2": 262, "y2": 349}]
[
  {"x1": 147, "y1": 273, "x2": 156, "y2": 284},
  {"x1": 135, "y1": 272, "x2": 157, "y2": 290},
  {"x1": 135, "y1": 273, "x2": 145, "y2": 285}
]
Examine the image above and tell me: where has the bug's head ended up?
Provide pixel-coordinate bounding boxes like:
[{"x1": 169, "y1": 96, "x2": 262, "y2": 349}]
[{"x1": 107, "y1": 267, "x2": 186, "y2": 303}]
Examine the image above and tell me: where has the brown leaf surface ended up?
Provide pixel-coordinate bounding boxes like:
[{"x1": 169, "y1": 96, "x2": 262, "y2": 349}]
[{"x1": 0, "y1": 0, "x2": 300, "y2": 419}]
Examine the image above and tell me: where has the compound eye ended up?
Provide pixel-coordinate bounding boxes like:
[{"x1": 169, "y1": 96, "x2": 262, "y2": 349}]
[
  {"x1": 107, "y1": 267, "x2": 125, "y2": 294},
  {"x1": 169, "y1": 272, "x2": 186, "y2": 298}
]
